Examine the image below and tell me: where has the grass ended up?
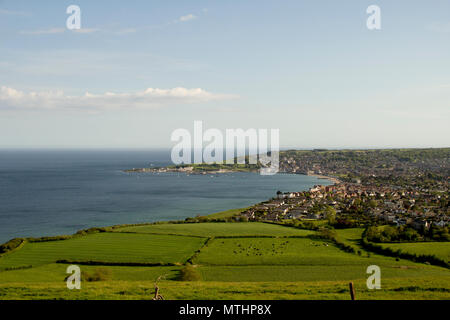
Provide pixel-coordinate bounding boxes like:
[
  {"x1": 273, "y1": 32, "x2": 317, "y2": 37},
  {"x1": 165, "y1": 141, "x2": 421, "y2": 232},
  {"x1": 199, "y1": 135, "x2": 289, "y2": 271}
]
[
  {"x1": 0, "y1": 233, "x2": 206, "y2": 269},
  {"x1": 0, "y1": 264, "x2": 182, "y2": 283},
  {"x1": 198, "y1": 265, "x2": 450, "y2": 282},
  {"x1": 335, "y1": 228, "x2": 365, "y2": 247},
  {"x1": 1, "y1": 223, "x2": 449, "y2": 300},
  {"x1": 0, "y1": 277, "x2": 449, "y2": 300},
  {"x1": 193, "y1": 237, "x2": 429, "y2": 267},
  {"x1": 204, "y1": 207, "x2": 248, "y2": 219},
  {"x1": 115, "y1": 222, "x2": 314, "y2": 237},
  {"x1": 379, "y1": 242, "x2": 450, "y2": 263}
]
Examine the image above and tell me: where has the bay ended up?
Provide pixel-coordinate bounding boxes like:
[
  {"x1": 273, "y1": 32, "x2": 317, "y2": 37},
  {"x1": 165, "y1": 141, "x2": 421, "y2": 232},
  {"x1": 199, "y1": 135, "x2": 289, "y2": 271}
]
[{"x1": 0, "y1": 149, "x2": 330, "y2": 243}]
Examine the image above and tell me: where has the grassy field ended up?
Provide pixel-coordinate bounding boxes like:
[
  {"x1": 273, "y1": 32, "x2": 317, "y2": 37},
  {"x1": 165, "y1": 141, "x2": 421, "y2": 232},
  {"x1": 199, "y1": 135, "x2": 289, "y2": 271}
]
[
  {"x1": 198, "y1": 265, "x2": 450, "y2": 282},
  {"x1": 379, "y1": 242, "x2": 450, "y2": 263},
  {"x1": 193, "y1": 237, "x2": 442, "y2": 268},
  {"x1": 0, "y1": 264, "x2": 182, "y2": 283},
  {"x1": 194, "y1": 237, "x2": 375, "y2": 266},
  {"x1": 1, "y1": 277, "x2": 449, "y2": 300},
  {"x1": 0, "y1": 223, "x2": 449, "y2": 300},
  {"x1": 0, "y1": 233, "x2": 206, "y2": 269},
  {"x1": 335, "y1": 228, "x2": 365, "y2": 246},
  {"x1": 203, "y1": 207, "x2": 247, "y2": 219},
  {"x1": 115, "y1": 222, "x2": 314, "y2": 237}
]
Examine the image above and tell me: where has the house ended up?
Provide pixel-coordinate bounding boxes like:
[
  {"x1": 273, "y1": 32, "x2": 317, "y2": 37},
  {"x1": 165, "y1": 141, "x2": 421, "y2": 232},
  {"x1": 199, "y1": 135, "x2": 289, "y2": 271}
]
[
  {"x1": 253, "y1": 205, "x2": 269, "y2": 211},
  {"x1": 433, "y1": 220, "x2": 447, "y2": 228},
  {"x1": 310, "y1": 185, "x2": 323, "y2": 193},
  {"x1": 306, "y1": 213, "x2": 321, "y2": 220},
  {"x1": 411, "y1": 220, "x2": 430, "y2": 231}
]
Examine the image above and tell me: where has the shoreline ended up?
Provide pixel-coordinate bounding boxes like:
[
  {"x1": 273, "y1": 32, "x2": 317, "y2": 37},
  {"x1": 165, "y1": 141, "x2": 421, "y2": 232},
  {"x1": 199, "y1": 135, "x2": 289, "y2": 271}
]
[
  {"x1": 0, "y1": 171, "x2": 333, "y2": 246},
  {"x1": 126, "y1": 165, "x2": 340, "y2": 185},
  {"x1": 306, "y1": 173, "x2": 341, "y2": 185}
]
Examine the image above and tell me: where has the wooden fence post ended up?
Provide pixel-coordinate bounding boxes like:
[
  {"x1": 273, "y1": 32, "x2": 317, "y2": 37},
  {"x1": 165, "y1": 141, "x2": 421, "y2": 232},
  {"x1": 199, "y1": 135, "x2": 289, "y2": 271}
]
[{"x1": 349, "y1": 282, "x2": 356, "y2": 300}]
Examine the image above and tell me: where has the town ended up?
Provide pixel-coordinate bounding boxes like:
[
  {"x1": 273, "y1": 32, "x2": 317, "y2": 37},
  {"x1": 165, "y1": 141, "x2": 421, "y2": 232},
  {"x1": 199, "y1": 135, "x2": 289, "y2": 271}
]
[{"x1": 238, "y1": 149, "x2": 449, "y2": 241}]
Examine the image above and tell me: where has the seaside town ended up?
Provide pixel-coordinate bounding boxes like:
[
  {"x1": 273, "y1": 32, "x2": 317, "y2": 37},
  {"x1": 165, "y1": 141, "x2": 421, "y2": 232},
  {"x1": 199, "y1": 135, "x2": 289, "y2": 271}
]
[
  {"x1": 126, "y1": 148, "x2": 449, "y2": 237},
  {"x1": 239, "y1": 149, "x2": 449, "y2": 236}
]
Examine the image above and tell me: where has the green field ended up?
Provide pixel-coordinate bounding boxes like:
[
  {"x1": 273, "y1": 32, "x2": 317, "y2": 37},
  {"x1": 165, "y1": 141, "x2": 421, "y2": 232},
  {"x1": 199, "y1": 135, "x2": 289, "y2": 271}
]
[
  {"x1": 198, "y1": 265, "x2": 449, "y2": 282},
  {"x1": 203, "y1": 207, "x2": 247, "y2": 219},
  {"x1": 195, "y1": 237, "x2": 376, "y2": 266},
  {"x1": 0, "y1": 223, "x2": 449, "y2": 300},
  {"x1": 335, "y1": 228, "x2": 365, "y2": 246},
  {"x1": 379, "y1": 242, "x2": 450, "y2": 263},
  {"x1": 0, "y1": 233, "x2": 206, "y2": 269},
  {"x1": 1, "y1": 278, "x2": 449, "y2": 300},
  {"x1": 0, "y1": 264, "x2": 182, "y2": 283},
  {"x1": 193, "y1": 237, "x2": 442, "y2": 268},
  {"x1": 115, "y1": 222, "x2": 314, "y2": 237}
]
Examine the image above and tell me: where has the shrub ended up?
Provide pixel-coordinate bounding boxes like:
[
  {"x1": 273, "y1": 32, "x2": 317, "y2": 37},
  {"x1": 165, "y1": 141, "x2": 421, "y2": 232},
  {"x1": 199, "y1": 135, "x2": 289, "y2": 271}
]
[
  {"x1": 0, "y1": 238, "x2": 24, "y2": 254},
  {"x1": 28, "y1": 235, "x2": 72, "y2": 242},
  {"x1": 82, "y1": 268, "x2": 112, "y2": 282},
  {"x1": 179, "y1": 264, "x2": 201, "y2": 281},
  {"x1": 361, "y1": 228, "x2": 449, "y2": 269},
  {"x1": 317, "y1": 227, "x2": 337, "y2": 239},
  {"x1": 75, "y1": 227, "x2": 108, "y2": 236}
]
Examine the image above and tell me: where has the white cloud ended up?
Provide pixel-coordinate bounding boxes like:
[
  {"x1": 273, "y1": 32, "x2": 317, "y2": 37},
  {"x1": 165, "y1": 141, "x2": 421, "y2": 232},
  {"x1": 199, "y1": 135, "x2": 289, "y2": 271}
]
[
  {"x1": 72, "y1": 28, "x2": 100, "y2": 34},
  {"x1": 179, "y1": 14, "x2": 197, "y2": 22},
  {"x1": 20, "y1": 27, "x2": 100, "y2": 35},
  {"x1": 17, "y1": 9, "x2": 206, "y2": 36},
  {"x1": 20, "y1": 28, "x2": 65, "y2": 35},
  {"x1": 0, "y1": 86, "x2": 238, "y2": 111}
]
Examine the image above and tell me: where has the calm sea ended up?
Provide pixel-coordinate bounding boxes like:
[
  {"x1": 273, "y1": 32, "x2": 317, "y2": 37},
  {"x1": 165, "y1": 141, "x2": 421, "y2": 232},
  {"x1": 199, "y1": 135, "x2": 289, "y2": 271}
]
[{"x1": 0, "y1": 149, "x2": 330, "y2": 243}]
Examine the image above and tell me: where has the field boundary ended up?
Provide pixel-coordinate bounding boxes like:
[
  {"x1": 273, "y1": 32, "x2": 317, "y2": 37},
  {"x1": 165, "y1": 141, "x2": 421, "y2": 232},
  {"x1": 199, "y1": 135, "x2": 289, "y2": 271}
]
[
  {"x1": 115, "y1": 231, "x2": 312, "y2": 239},
  {"x1": 187, "y1": 237, "x2": 213, "y2": 265},
  {"x1": 55, "y1": 260, "x2": 179, "y2": 267},
  {"x1": 361, "y1": 231, "x2": 449, "y2": 269},
  {"x1": 114, "y1": 231, "x2": 208, "y2": 238},
  {"x1": 0, "y1": 238, "x2": 27, "y2": 259}
]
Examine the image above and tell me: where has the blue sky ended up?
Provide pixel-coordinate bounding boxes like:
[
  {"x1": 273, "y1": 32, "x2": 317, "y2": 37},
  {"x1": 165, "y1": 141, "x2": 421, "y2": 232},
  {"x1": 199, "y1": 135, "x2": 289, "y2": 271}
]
[{"x1": 0, "y1": 0, "x2": 449, "y2": 148}]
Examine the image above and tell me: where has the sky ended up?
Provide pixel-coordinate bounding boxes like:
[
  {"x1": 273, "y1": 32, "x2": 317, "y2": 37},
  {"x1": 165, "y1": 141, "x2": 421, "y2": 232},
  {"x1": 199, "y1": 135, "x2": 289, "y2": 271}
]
[{"x1": 0, "y1": 0, "x2": 449, "y2": 149}]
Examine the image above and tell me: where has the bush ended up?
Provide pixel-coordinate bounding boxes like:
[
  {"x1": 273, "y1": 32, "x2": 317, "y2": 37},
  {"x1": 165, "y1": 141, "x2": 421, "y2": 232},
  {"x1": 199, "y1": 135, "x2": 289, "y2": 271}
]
[
  {"x1": 361, "y1": 228, "x2": 449, "y2": 269},
  {"x1": 0, "y1": 238, "x2": 25, "y2": 254},
  {"x1": 365, "y1": 225, "x2": 423, "y2": 243},
  {"x1": 75, "y1": 227, "x2": 108, "y2": 236},
  {"x1": 317, "y1": 227, "x2": 337, "y2": 239},
  {"x1": 28, "y1": 235, "x2": 72, "y2": 242},
  {"x1": 82, "y1": 268, "x2": 112, "y2": 282},
  {"x1": 179, "y1": 264, "x2": 201, "y2": 281},
  {"x1": 63, "y1": 267, "x2": 111, "y2": 283}
]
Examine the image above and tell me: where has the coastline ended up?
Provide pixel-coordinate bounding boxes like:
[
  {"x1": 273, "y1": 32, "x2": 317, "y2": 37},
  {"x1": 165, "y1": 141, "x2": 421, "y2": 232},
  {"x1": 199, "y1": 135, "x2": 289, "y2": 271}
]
[
  {"x1": 306, "y1": 173, "x2": 341, "y2": 185},
  {"x1": 0, "y1": 171, "x2": 331, "y2": 246},
  {"x1": 125, "y1": 165, "x2": 340, "y2": 186},
  {"x1": 124, "y1": 165, "x2": 258, "y2": 174}
]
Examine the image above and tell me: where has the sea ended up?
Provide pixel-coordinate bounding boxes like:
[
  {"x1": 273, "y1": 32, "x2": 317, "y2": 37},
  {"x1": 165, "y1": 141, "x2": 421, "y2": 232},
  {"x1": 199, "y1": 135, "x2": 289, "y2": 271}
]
[{"x1": 0, "y1": 149, "x2": 331, "y2": 244}]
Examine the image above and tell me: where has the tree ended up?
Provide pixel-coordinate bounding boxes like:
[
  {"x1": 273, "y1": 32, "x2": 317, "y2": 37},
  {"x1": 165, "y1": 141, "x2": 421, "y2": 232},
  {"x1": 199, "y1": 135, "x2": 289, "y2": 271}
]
[
  {"x1": 324, "y1": 206, "x2": 336, "y2": 224},
  {"x1": 368, "y1": 199, "x2": 378, "y2": 208}
]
